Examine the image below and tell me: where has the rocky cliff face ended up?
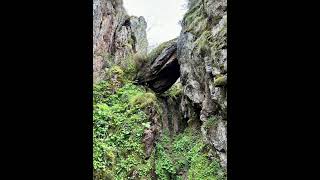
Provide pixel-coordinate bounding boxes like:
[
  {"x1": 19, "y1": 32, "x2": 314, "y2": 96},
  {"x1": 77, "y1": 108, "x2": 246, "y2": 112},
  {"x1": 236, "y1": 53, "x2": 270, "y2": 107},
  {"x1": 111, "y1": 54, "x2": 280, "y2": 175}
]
[
  {"x1": 132, "y1": 0, "x2": 227, "y2": 169},
  {"x1": 93, "y1": 0, "x2": 148, "y2": 83},
  {"x1": 177, "y1": 0, "x2": 227, "y2": 168},
  {"x1": 93, "y1": 0, "x2": 227, "y2": 178}
]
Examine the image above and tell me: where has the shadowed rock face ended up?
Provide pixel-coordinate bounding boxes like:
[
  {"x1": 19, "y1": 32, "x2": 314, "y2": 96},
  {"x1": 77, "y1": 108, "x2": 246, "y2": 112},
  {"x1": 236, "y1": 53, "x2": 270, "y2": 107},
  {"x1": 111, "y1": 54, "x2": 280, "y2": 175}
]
[{"x1": 136, "y1": 41, "x2": 180, "y2": 93}]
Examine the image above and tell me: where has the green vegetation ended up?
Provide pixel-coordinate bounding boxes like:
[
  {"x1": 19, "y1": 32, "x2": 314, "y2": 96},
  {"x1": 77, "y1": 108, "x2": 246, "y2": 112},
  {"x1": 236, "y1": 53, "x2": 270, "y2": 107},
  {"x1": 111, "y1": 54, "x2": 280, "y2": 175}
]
[
  {"x1": 213, "y1": 75, "x2": 227, "y2": 87},
  {"x1": 130, "y1": 91, "x2": 159, "y2": 109},
  {"x1": 102, "y1": 52, "x2": 115, "y2": 62},
  {"x1": 93, "y1": 6, "x2": 227, "y2": 177},
  {"x1": 203, "y1": 116, "x2": 219, "y2": 130},
  {"x1": 93, "y1": 82, "x2": 156, "y2": 179},
  {"x1": 93, "y1": 62, "x2": 161, "y2": 179},
  {"x1": 155, "y1": 129, "x2": 226, "y2": 180},
  {"x1": 183, "y1": 0, "x2": 209, "y2": 36},
  {"x1": 93, "y1": 64, "x2": 226, "y2": 179},
  {"x1": 163, "y1": 81, "x2": 183, "y2": 101},
  {"x1": 194, "y1": 30, "x2": 214, "y2": 55}
]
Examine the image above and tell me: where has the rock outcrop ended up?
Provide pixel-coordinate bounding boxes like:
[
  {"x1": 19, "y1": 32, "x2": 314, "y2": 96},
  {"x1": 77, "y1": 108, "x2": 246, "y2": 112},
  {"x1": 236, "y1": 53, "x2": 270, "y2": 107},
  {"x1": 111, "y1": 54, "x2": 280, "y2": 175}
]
[
  {"x1": 177, "y1": 0, "x2": 227, "y2": 168},
  {"x1": 93, "y1": 0, "x2": 227, "y2": 173},
  {"x1": 135, "y1": 0, "x2": 227, "y2": 169},
  {"x1": 93, "y1": 0, "x2": 148, "y2": 83},
  {"x1": 136, "y1": 39, "x2": 180, "y2": 93}
]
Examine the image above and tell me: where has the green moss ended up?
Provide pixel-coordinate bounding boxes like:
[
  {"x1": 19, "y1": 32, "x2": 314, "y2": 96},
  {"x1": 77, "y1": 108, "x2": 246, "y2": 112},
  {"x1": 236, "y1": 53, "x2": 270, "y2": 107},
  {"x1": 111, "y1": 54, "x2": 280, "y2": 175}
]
[
  {"x1": 147, "y1": 38, "x2": 177, "y2": 62},
  {"x1": 213, "y1": 75, "x2": 227, "y2": 86},
  {"x1": 194, "y1": 30, "x2": 214, "y2": 55},
  {"x1": 203, "y1": 116, "x2": 219, "y2": 130},
  {"x1": 124, "y1": 43, "x2": 133, "y2": 49},
  {"x1": 163, "y1": 82, "x2": 183, "y2": 100},
  {"x1": 129, "y1": 91, "x2": 158, "y2": 109},
  {"x1": 183, "y1": 0, "x2": 210, "y2": 36},
  {"x1": 104, "y1": 65, "x2": 126, "y2": 92},
  {"x1": 128, "y1": 37, "x2": 134, "y2": 46},
  {"x1": 183, "y1": 0, "x2": 203, "y2": 25},
  {"x1": 188, "y1": 153, "x2": 224, "y2": 180},
  {"x1": 210, "y1": 23, "x2": 227, "y2": 59},
  {"x1": 101, "y1": 52, "x2": 114, "y2": 62},
  {"x1": 122, "y1": 53, "x2": 148, "y2": 81}
]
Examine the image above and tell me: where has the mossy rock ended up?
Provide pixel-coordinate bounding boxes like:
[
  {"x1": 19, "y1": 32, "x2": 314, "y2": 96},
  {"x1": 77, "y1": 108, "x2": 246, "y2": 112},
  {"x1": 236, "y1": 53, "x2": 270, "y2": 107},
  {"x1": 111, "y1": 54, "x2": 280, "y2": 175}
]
[
  {"x1": 213, "y1": 75, "x2": 227, "y2": 87},
  {"x1": 163, "y1": 81, "x2": 183, "y2": 100},
  {"x1": 194, "y1": 30, "x2": 213, "y2": 55},
  {"x1": 109, "y1": 65, "x2": 124, "y2": 76},
  {"x1": 203, "y1": 116, "x2": 219, "y2": 130},
  {"x1": 147, "y1": 38, "x2": 177, "y2": 62},
  {"x1": 129, "y1": 91, "x2": 158, "y2": 109}
]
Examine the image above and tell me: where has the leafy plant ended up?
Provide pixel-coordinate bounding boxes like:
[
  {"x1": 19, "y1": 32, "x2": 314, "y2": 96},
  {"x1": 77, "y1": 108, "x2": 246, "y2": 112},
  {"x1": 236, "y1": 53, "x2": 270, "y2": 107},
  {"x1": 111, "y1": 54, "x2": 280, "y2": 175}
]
[
  {"x1": 93, "y1": 82, "x2": 159, "y2": 179},
  {"x1": 164, "y1": 81, "x2": 183, "y2": 100},
  {"x1": 154, "y1": 128, "x2": 226, "y2": 180}
]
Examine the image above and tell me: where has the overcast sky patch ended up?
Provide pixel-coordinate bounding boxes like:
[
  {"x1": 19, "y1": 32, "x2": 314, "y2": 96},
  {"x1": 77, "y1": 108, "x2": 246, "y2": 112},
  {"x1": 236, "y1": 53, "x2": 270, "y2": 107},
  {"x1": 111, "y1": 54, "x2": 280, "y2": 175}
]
[{"x1": 123, "y1": 0, "x2": 188, "y2": 49}]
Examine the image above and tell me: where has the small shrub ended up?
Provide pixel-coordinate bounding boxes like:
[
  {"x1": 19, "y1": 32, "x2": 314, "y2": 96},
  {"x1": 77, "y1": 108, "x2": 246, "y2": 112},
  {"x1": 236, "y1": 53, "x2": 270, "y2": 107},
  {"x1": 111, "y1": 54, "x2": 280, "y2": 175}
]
[{"x1": 129, "y1": 92, "x2": 158, "y2": 108}]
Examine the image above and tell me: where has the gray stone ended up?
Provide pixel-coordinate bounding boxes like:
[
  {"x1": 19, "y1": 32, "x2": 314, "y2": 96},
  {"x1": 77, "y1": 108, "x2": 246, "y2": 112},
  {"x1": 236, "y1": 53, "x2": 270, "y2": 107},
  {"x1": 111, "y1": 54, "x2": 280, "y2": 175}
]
[
  {"x1": 177, "y1": 0, "x2": 227, "y2": 168},
  {"x1": 93, "y1": 0, "x2": 148, "y2": 83},
  {"x1": 136, "y1": 39, "x2": 180, "y2": 93}
]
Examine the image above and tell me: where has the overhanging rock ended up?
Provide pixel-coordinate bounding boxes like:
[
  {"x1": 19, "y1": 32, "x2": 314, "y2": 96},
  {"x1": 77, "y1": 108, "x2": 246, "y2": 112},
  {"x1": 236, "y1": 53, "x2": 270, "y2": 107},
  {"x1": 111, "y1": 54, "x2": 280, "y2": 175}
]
[{"x1": 136, "y1": 39, "x2": 180, "y2": 93}]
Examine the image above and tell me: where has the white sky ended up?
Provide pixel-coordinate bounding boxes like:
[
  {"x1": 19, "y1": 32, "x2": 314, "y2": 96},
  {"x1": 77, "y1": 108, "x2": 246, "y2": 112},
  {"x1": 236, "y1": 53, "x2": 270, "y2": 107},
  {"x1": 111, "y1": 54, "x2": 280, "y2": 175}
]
[{"x1": 123, "y1": 0, "x2": 188, "y2": 49}]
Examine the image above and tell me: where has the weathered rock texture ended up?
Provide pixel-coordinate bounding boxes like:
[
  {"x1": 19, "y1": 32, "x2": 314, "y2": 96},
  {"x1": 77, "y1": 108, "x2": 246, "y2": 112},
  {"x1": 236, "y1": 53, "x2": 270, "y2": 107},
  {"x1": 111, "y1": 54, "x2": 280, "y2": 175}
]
[
  {"x1": 134, "y1": 0, "x2": 227, "y2": 169},
  {"x1": 177, "y1": 0, "x2": 227, "y2": 168},
  {"x1": 93, "y1": 0, "x2": 148, "y2": 83},
  {"x1": 159, "y1": 89, "x2": 186, "y2": 136},
  {"x1": 93, "y1": 0, "x2": 227, "y2": 172},
  {"x1": 136, "y1": 39, "x2": 180, "y2": 93}
]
